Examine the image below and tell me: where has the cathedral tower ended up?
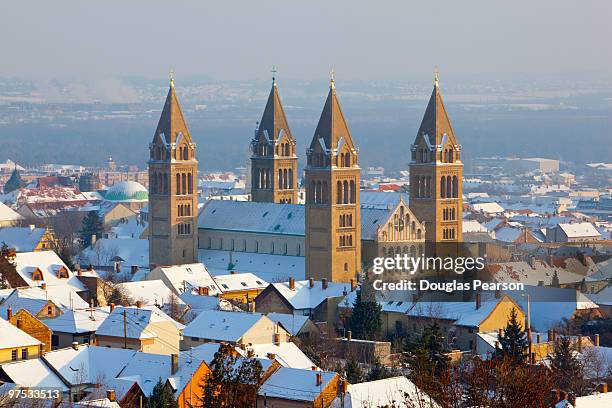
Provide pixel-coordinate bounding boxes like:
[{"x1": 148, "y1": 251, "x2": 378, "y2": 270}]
[
  {"x1": 305, "y1": 75, "x2": 361, "y2": 283},
  {"x1": 250, "y1": 73, "x2": 298, "y2": 204},
  {"x1": 409, "y1": 72, "x2": 463, "y2": 243},
  {"x1": 148, "y1": 75, "x2": 199, "y2": 267}
]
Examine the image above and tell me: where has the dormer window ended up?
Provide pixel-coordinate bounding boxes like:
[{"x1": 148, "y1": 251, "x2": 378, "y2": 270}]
[
  {"x1": 31, "y1": 268, "x2": 44, "y2": 281},
  {"x1": 56, "y1": 267, "x2": 69, "y2": 279}
]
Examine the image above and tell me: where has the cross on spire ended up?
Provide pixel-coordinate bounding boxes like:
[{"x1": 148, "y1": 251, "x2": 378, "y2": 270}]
[
  {"x1": 330, "y1": 68, "x2": 336, "y2": 89},
  {"x1": 434, "y1": 67, "x2": 440, "y2": 87},
  {"x1": 271, "y1": 66, "x2": 277, "y2": 86},
  {"x1": 169, "y1": 69, "x2": 175, "y2": 88}
]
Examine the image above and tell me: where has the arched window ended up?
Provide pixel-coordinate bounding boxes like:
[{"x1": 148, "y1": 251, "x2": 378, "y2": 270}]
[
  {"x1": 151, "y1": 173, "x2": 157, "y2": 194},
  {"x1": 181, "y1": 173, "x2": 187, "y2": 195},
  {"x1": 349, "y1": 180, "x2": 356, "y2": 203},
  {"x1": 322, "y1": 181, "x2": 329, "y2": 204},
  {"x1": 417, "y1": 229, "x2": 422, "y2": 239},
  {"x1": 447, "y1": 176, "x2": 452, "y2": 199},
  {"x1": 316, "y1": 181, "x2": 322, "y2": 204},
  {"x1": 452, "y1": 176, "x2": 458, "y2": 198},
  {"x1": 278, "y1": 169, "x2": 283, "y2": 188},
  {"x1": 188, "y1": 173, "x2": 193, "y2": 194},
  {"x1": 311, "y1": 181, "x2": 316, "y2": 204},
  {"x1": 426, "y1": 176, "x2": 431, "y2": 198},
  {"x1": 176, "y1": 174, "x2": 181, "y2": 195},
  {"x1": 336, "y1": 181, "x2": 342, "y2": 204},
  {"x1": 284, "y1": 169, "x2": 288, "y2": 189},
  {"x1": 288, "y1": 168, "x2": 293, "y2": 188},
  {"x1": 343, "y1": 181, "x2": 349, "y2": 204},
  {"x1": 440, "y1": 176, "x2": 446, "y2": 198}
]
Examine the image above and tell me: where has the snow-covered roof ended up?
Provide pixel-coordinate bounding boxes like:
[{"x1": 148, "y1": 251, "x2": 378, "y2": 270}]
[
  {"x1": 179, "y1": 293, "x2": 235, "y2": 313},
  {"x1": 472, "y1": 202, "x2": 504, "y2": 214},
  {"x1": 0, "y1": 201, "x2": 23, "y2": 222},
  {"x1": 360, "y1": 191, "x2": 407, "y2": 209},
  {"x1": 43, "y1": 307, "x2": 110, "y2": 334},
  {"x1": 41, "y1": 345, "x2": 137, "y2": 386},
  {"x1": 117, "y1": 280, "x2": 184, "y2": 307},
  {"x1": 95, "y1": 305, "x2": 184, "y2": 340},
  {"x1": 505, "y1": 285, "x2": 599, "y2": 331},
  {"x1": 183, "y1": 310, "x2": 270, "y2": 341},
  {"x1": 199, "y1": 249, "x2": 305, "y2": 283},
  {"x1": 0, "y1": 316, "x2": 42, "y2": 349},
  {"x1": 484, "y1": 218, "x2": 505, "y2": 232},
  {"x1": 487, "y1": 260, "x2": 586, "y2": 286},
  {"x1": 493, "y1": 226, "x2": 523, "y2": 243},
  {"x1": 587, "y1": 286, "x2": 612, "y2": 306},
  {"x1": 0, "y1": 227, "x2": 46, "y2": 252},
  {"x1": 236, "y1": 342, "x2": 315, "y2": 369},
  {"x1": 268, "y1": 280, "x2": 354, "y2": 311},
  {"x1": 109, "y1": 216, "x2": 147, "y2": 239},
  {"x1": 265, "y1": 312, "x2": 311, "y2": 336},
  {"x1": 258, "y1": 367, "x2": 337, "y2": 402},
  {"x1": 0, "y1": 286, "x2": 89, "y2": 316},
  {"x1": 78, "y1": 238, "x2": 149, "y2": 268},
  {"x1": 557, "y1": 222, "x2": 601, "y2": 238},
  {"x1": 104, "y1": 181, "x2": 148, "y2": 202},
  {"x1": 152, "y1": 263, "x2": 222, "y2": 296},
  {"x1": 332, "y1": 376, "x2": 441, "y2": 408},
  {"x1": 0, "y1": 358, "x2": 68, "y2": 391},
  {"x1": 462, "y1": 219, "x2": 488, "y2": 233},
  {"x1": 73, "y1": 398, "x2": 121, "y2": 408},
  {"x1": 12, "y1": 250, "x2": 87, "y2": 292},
  {"x1": 214, "y1": 272, "x2": 268, "y2": 293},
  {"x1": 339, "y1": 290, "x2": 413, "y2": 314}
]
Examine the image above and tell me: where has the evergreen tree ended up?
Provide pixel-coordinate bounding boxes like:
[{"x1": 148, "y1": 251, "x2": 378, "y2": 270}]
[
  {"x1": 80, "y1": 210, "x2": 104, "y2": 248},
  {"x1": 349, "y1": 283, "x2": 382, "y2": 340},
  {"x1": 551, "y1": 336, "x2": 586, "y2": 394},
  {"x1": 0, "y1": 242, "x2": 16, "y2": 289},
  {"x1": 366, "y1": 358, "x2": 392, "y2": 382},
  {"x1": 3, "y1": 168, "x2": 25, "y2": 194},
  {"x1": 345, "y1": 359, "x2": 364, "y2": 384},
  {"x1": 406, "y1": 322, "x2": 450, "y2": 377},
  {"x1": 202, "y1": 343, "x2": 263, "y2": 408},
  {"x1": 497, "y1": 308, "x2": 528, "y2": 364},
  {"x1": 147, "y1": 378, "x2": 178, "y2": 408}
]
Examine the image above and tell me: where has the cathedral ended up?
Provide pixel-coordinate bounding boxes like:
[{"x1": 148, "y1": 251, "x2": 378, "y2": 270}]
[
  {"x1": 149, "y1": 71, "x2": 463, "y2": 283},
  {"x1": 148, "y1": 76, "x2": 199, "y2": 267}
]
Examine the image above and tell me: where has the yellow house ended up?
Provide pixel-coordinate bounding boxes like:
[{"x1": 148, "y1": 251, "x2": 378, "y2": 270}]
[
  {"x1": 0, "y1": 226, "x2": 56, "y2": 252},
  {"x1": 0, "y1": 315, "x2": 42, "y2": 363},
  {"x1": 214, "y1": 273, "x2": 268, "y2": 303}
]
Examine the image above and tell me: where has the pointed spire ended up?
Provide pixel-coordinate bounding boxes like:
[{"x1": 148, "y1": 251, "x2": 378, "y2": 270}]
[
  {"x1": 310, "y1": 73, "x2": 355, "y2": 151},
  {"x1": 271, "y1": 66, "x2": 277, "y2": 87},
  {"x1": 416, "y1": 69, "x2": 457, "y2": 146},
  {"x1": 330, "y1": 68, "x2": 336, "y2": 90},
  {"x1": 153, "y1": 74, "x2": 191, "y2": 145},
  {"x1": 256, "y1": 74, "x2": 293, "y2": 143}
]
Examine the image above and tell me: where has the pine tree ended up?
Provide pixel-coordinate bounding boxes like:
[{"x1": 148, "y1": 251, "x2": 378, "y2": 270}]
[
  {"x1": 497, "y1": 308, "x2": 528, "y2": 364},
  {"x1": 550, "y1": 336, "x2": 586, "y2": 394},
  {"x1": 349, "y1": 283, "x2": 382, "y2": 340},
  {"x1": 3, "y1": 168, "x2": 25, "y2": 194},
  {"x1": 80, "y1": 210, "x2": 104, "y2": 248},
  {"x1": 0, "y1": 242, "x2": 16, "y2": 289},
  {"x1": 345, "y1": 359, "x2": 364, "y2": 384},
  {"x1": 366, "y1": 358, "x2": 392, "y2": 382},
  {"x1": 147, "y1": 378, "x2": 178, "y2": 408},
  {"x1": 406, "y1": 322, "x2": 450, "y2": 377}
]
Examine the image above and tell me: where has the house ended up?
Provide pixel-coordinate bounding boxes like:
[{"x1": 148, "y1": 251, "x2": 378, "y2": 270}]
[
  {"x1": 214, "y1": 272, "x2": 268, "y2": 303},
  {"x1": 472, "y1": 202, "x2": 505, "y2": 216},
  {"x1": 95, "y1": 305, "x2": 184, "y2": 355},
  {"x1": 235, "y1": 341, "x2": 316, "y2": 370},
  {"x1": 331, "y1": 376, "x2": 441, "y2": 408},
  {"x1": 0, "y1": 201, "x2": 24, "y2": 227},
  {"x1": 2, "y1": 250, "x2": 88, "y2": 295},
  {"x1": 0, "y1": 357, "x2": 69, "y2": 394},
  {"x1": 485, "y1": 259, "x2": 588, "y2": 288},
  {"x1": 44, "y1": 307, "x2": 110, "y2": 349},
  {"x1": 265, "y1": 312, "x2": 319, "y2": 337},
  {"x1": 255, "y1": 277, "x2": 357, "y2": 325},
  {"x1": 493, "y1": 226, "x2": 540, "y2": 244},
  {"x1": 256, "y1": 367, "x2": 339, "y2": 408},
  {"x1": 179, "y1": 292, "x2": 238, "y2": 322},
  {"x1": 117, "y1": 280, "x2": 187, "y2": 313},
  {"x1": 546, "y1": 222, "x2": 601, "y2": 243},
  {"x1": 0, "y1": 286, "x2": 89, "y2": 319},
  {"x1": 182, "y1": 310, "x2": 291, "y2": 349},
  {"x1": 6, "y1": 308, "x2": 52, "y2": 352},
  {"x1": 77, "y1": 238, "x2": 149, "y2": 276},
  {"x1": 147, "y1": 263, "x2": 222, "y2": 297},
  {"x1": 0, "y1": 226, "x2": 56, "y2": 252},
  {"x1": 0, "y1": 317, "x2": 43, "y2": 363}
]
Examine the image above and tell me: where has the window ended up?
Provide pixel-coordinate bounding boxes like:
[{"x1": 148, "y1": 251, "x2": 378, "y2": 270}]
[
  {"x1": 47, "y1": 306, "x2": 53, "y2": 316},
  {"x1": 11, "y1": 349, "x2": 17, "y2": 361},
  {"x1": 21, "y1": 348, "x2": 28, "y2": 360}
]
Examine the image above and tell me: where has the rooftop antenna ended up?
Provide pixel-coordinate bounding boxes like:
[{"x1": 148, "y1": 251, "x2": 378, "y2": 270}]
[
  {"x1": 330, "y1": 68, "x2": 336, "y2": 90},
  {"x1": 271, "y1": 66, "x2": 277, "y2": 87},
  {"x1": 434, "y1": 67, "x2": 440, "y2": 87},
  {"x1": 169, "y1": 68, "x2": 175, "y2": 88}
]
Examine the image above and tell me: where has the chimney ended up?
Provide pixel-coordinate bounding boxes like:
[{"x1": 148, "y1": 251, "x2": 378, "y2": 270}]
[
  {"x1": 106, "y1": 390, "x2": 116, "y2": 403},
  {"x1": 136, "y1": 300, "x2": 142, "y2": 309},
  {"x1": 598, "y1": 383, "x2": 608, "y2": 393},
  {"x1": 72, "y1": 342, "x2": 79, "y2": 350},
  {"x1": 41, "y1": 283, "x2": 47, "y2": 290},
  {"x1": 171, "y1": 354, "x2": 179, "y2": 375},
  {"x1": 91, "y1": 234, "x2": 97, "y2": 246},
  {"x1": 346, "y1": 330, "x2": 352, "y2": 341},
  {"x1": 289, "y1": 277, "x2": 295, "y2": 290},
  {"x1": 87, "y1": 264, "x2": 93, "y2": 272},
  {"x1": 547, "y1": 330, "x2": 552, "y2": 342},
  {"x1": 475, "y1": 292, "x2": 481, "y2": 310},
  {"x1": 77, "y1": 268, "x2": 82, "y2": 276},
  {"x1": 316, "y1": 372, "x2": 322, "y2": 386},
  {"x1": 594, "y1": 334, "x2": 600, "y2": 347},
  {"x1": 322, "y1": 278, "x2": 328, "y2": 290},
  {"x1": 131, "y1": 265, "x2": 138, "y2": 275},
  {"x1": 110, "y1": 303, "x2": 115, "y2": 312},
  {"x1": 311, "y1": 366, "x2": 317, "y2": 371},
  {"x1": 248, "y1": 302, "x2": 256, "y2": 313},
  {"x1": 536, "y1": 334, "x2": 541, "y2": 344},
  {"x1": 7, "y1": 307, "x2": 12, "y2": 320},
  {"x1": 39, "y1": 343, "x2": 45, "y2": 357},
  {"x1": 247, "y1": 349, "x2": 254, "y2": 358},
  {"x1": 273, "y1": 333, "x2": 281, "y2": 345},
  {"x1": 198, "y1": 286, "x2": 209, "y2": 296},
  {"x1": 266, "y1": 353, "x2": 276, "y2": 360},
  {"x1": 309, "y1": 278, "x2": 314, "y2": 288},
  {"x1": 350, "y1": 279, "x2": 357, "y2": 291}
]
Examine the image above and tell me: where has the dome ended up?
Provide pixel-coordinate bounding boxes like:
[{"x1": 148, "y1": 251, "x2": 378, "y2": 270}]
[{"x1": 104, "y1": 181, "x2": 148, "y2": 202}]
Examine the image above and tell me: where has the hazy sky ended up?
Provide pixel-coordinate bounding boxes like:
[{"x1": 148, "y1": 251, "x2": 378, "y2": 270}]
[{"x1": 2, "y1": 1, "x2": 611, "y2": 81}]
